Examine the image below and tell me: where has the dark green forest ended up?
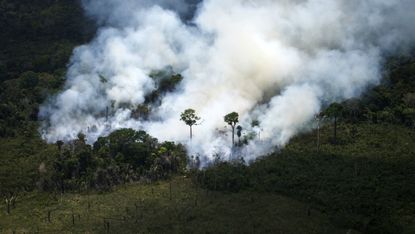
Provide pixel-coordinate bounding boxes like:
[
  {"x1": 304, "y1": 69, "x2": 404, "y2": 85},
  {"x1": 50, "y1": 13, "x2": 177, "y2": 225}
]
[{"x1": 1, "y1": 1, "x2": 415, "y2": 233}]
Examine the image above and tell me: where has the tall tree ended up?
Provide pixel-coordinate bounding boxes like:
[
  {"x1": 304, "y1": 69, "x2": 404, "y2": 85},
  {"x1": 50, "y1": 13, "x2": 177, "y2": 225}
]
[
  {"x1": 325, "y1": 103, "x2": 343, "y2": 144},
  {"x1": 180, "y1": 109, "x2": 201, "y2": 139},
  {"x1": 224, "y1": 112, "x2": 239, "y2": 146}
]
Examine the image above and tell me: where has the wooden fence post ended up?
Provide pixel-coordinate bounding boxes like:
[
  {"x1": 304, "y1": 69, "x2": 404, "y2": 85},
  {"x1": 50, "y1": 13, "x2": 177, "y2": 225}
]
[{"x1": 169, "y1": 182, "x2": 172, "y2": 201}]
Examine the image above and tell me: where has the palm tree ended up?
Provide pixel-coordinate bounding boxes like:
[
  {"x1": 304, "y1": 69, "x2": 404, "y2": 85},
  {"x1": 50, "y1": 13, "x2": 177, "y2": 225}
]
[
  {"x1": 180, "y1": 109, "x2": 201, "y2": 139},
  {"x1": 224, "y1": 112, "x2": 239, "y2": 146}
]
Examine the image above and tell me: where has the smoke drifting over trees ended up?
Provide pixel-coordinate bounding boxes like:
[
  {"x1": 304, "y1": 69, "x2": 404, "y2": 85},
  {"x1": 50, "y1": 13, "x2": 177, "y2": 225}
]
[{"x1": 40, "y1": 0, "x2": 415, "y2": 162}]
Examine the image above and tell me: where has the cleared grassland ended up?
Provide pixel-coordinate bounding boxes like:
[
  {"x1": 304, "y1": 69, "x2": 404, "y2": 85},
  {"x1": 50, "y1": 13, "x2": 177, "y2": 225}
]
[{"x1": 0, "y1": 176, "x2": 350, "y2": 234}]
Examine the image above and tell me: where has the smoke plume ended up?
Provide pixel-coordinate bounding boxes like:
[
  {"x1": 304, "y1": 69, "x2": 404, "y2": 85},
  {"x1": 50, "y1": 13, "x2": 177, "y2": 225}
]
[{"x1": 40, "y1": 0, "x2": 415, "y2": 163}]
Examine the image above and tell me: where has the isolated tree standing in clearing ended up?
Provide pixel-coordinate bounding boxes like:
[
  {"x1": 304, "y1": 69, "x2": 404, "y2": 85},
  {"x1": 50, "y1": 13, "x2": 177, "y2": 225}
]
[
  {"x1": 180, "y1": 109, "x2": 201, "y2": 139},
  {"x1": 224, "y1": 112, "x2": 239, "y2": 146}
]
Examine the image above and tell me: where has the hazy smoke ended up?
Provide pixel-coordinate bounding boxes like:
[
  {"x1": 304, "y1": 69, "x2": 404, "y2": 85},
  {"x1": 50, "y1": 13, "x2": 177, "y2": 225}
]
[{"x1": 40, "y1": 0, "x2": 415, "y2": 163}]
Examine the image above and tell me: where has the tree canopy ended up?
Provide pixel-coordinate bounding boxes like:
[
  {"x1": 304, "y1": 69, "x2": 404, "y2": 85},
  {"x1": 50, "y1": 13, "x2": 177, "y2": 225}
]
[
  {"x1": 180, "y1": 109, "x2": 200, "y2": 127},
  {"x1": 224, "y1": 112, "x2": 239, "y2": 127}
]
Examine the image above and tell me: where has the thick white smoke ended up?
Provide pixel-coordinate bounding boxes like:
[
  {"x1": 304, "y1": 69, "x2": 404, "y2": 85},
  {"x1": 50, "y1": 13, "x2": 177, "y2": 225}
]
[{"x1": 40, "y1": 0, "x2": 415, "y2": 163}]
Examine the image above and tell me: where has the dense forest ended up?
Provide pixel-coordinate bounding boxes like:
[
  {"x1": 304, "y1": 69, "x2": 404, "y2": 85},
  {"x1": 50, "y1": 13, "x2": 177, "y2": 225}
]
[{"x1": 1, "y1": 0, "x2": 415, "y2": 233}]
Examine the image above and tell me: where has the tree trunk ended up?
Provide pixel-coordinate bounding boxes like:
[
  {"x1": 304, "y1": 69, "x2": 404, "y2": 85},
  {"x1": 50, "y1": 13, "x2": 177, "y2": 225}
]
[
  {"x1": 317, "y1": 123, "x2": 320, "y2": 151},
  {"x1": 190, "y1": 125, "x2": 193, "y2": 140},
  {"x1": 333, "y1": 116, "x2": 337, "y2": 144},
  {"x1": 232, "y1": 126, "x2": 235, "y2": 146}
]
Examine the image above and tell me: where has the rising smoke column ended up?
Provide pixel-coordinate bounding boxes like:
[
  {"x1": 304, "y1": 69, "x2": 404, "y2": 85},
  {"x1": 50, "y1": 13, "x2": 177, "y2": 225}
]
[{"x1": 40, "y1": 0, "x2": 415, "y2": 162}]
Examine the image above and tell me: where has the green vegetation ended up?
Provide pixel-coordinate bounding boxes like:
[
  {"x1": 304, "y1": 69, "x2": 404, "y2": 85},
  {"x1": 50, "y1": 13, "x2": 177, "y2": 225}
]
[
  {"x1": 1, "y1": 1, "x2": 415, "y2": 233},
  {"x1": 145, "y1": 72, "x2": 183, "y2": 106},
  {"x1": 0, "y1": 0, "x2": 94, "y2": 137},
  {"x1": 0, "y1": 127, "x2": 187, "y2": 204},
  {"x1": 196, "y1": 124, "x2": 415, "y2": 234},
  {"x1": 0, "y1": 0, "x2": 95, "y2": 81},
  {"x1": 0, "y1": 177, "x2": 349, "y2": 233},
  {"x1": 42, "y1": 129, "x2": 186, "y2": 193},
  {"x1": 0, "y1": 71, "x2": 65, "y2": 138}
]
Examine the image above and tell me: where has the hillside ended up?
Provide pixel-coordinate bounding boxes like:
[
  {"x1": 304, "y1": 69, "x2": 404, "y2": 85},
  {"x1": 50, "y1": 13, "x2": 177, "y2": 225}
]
[
  {"x1": 196, "y1": 123, "x2": 415, "y2": 233},
  {"x1": 1, "y1": 1, "x2": 415, "y2": 234}
]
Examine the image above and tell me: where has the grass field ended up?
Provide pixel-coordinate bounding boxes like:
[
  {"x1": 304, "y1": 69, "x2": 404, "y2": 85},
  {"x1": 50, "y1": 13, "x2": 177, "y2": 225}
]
[{"x1": 0, "y1": 176, "x2": 354, "y2": 234}]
